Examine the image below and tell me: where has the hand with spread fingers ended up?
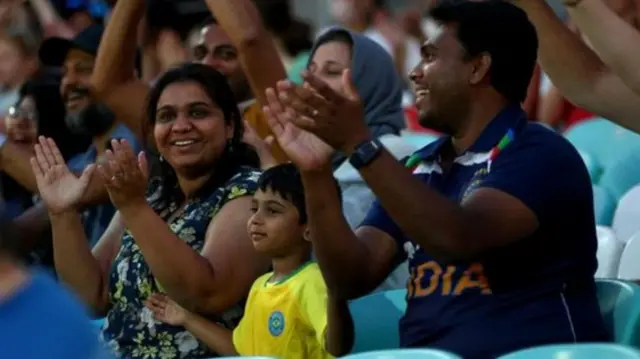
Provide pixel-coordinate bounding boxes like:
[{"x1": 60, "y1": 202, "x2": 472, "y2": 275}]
[
  {"x1": 97, "y1": 139, "x2": 149, "y2": 211},
  {"x1": 146, "y1": 293, "x2": 188, "y2": 326},
  {"x1": 263, "y1": 87, "x2": 334, "y2": 172},
  {"x1": 30, "y1": 136, "x2": 96, "y2": 215},
  {"x1": 275, "y1": 69, "x2": 372, "y2": 154}
]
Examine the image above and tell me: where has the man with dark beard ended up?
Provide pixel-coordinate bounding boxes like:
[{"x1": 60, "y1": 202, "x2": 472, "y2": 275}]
[{"x1": 38, "y1": 24, "x2": 142, "y2": 246}]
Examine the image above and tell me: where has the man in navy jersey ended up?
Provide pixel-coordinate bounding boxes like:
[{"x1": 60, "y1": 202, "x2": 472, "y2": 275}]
[{"x1": 263, "y1": 1, "x2": 609, "y2": 358}]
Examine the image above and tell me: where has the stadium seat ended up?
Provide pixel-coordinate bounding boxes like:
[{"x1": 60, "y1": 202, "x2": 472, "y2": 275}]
[
  {"x1": 617, "y1": 233, "x2": 640, "y2": 281},
  {"x1": 349, "y1": 289, "x2": 406, "y2": 353},
  {"x1": 343, "y1": 349, "x2": 462, "y2": 359},
  {"x1": 599, "y1": 150, "x2": 640, "y2": 202},
  {"x1": 593, "y1": 185, "x2": 616, "y2": 226},
  {"x1": 613, "y1": 185, "x2": 640, "y2": 243},
  {"x1": 595, "y1": 226, "x2": 623, "y2": 278},
  {"x1": 498, "y1": 343, "x2": 640, "y2": 359},
  {"x1": 596, "y1": 279, "x2": 640, "y2": 346},
  {"x1": 565, "y1": 118, "x2": 640, "y2": 168}
]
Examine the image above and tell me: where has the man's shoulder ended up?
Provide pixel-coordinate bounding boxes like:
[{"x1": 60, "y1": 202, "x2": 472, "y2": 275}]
[{"x1": 509, "y1": 122, "x2": 583, "y2": 165}]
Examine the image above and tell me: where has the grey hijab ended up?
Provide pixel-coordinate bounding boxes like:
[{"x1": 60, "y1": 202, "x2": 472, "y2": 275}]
[{"x1": 310, "y1": 27, "x2": 406, "y2": 169}]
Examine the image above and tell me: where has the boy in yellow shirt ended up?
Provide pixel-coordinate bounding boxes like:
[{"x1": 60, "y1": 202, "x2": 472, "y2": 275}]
[{"x1": 146, "y1": 163, "x2": 354, "y2": 358}]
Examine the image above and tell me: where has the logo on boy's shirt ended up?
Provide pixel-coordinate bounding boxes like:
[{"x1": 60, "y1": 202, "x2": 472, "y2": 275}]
[{"x1": 268, "y1": 311, "x2": 285, "y2": 337}]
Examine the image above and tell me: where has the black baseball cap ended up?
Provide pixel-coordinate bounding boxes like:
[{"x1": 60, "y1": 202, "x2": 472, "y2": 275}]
[{"x1": 38, "y1": 24, "x2": 104, "y2": 67}]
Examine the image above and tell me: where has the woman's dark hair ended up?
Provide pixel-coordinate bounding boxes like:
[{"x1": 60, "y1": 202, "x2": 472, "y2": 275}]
[{"x1": 145, "y1": 63, "x2": 259, "y2": 210}]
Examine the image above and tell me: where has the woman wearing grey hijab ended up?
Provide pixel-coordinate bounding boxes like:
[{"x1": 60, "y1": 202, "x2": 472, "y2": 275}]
[
  {"x1": 308, "y1": 27, "x2": 417, "y2": 291},
  {"x1": 310, "y1": 27, "x2": 410, "y2": 169}
]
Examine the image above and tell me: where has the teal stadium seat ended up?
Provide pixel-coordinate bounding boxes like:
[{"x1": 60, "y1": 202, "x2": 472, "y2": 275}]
[
  {"x1": 599, "y1": 150, "x2": 640, "y2": 201},
  {"x1": 343, "y1": 349, "x2": 462, "y2": 359},
  {"x1": 565, "y1": 118, "x2": 640, "y2": 169},
  {"x1": 349, "y1": 289, "x2": 406, "y2": 353},
  {"x1": 593, "y1": 185, "x2": 617, "y2": 226},
  {"x1": 401, "y1": 131, "x2": 438, "y2": 149},
  {"x1": 596, "y1": 279, "x2": 640, "y2": 346},
  {"x1": 498, "y1": 343, "x2": 640, "y2": 359}
]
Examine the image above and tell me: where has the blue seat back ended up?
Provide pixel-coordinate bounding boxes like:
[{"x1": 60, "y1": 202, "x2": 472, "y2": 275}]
[
  {"x1": 349, "y1": 289, "x2": 407, "y2": 353},
  {"x1": 343, "y1": 349, "x2": 462, "y2": 359},
  {"x1": 596, "y1": 279, "x2": 640, "y2": 346},
  {"x1": 498, "y1": 343, "x2": 640, "y2": 359}
]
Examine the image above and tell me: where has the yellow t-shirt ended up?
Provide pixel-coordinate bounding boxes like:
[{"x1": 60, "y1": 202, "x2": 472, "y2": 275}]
[
  {"x1": 242, "y1": 101, "x2": 289, "y2": 164},
  {"x1": 232, "y1": 262, "x2": 332, "y2": 359}
]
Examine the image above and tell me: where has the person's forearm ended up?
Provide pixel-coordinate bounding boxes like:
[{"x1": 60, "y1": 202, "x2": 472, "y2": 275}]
[
  {"x1": 12, "y1": 202, "x2": 50, "y2": 256},
  {"x1": 28, "y1": 0, "x2": 75, "y2": 38},
  {"x1": 355, "y1": 148, "x2": 480, "y2": 261},
  {"x1": 183, "y1": 312, "x2": 237, "y2": 356},
  {"x1": 568, "y1": 0, "x2": 640, "y2": 96},
  {"x1": 51, "y1": 211, "x2": 107, "y2": 314},
  {"x1": 119, "y1": 203, "x2": 222, "y2": 313},
  {"x1": 513, "y1": 1, "x2": 606, "y2": 107},
  {"x1": 91, "y1": 0, "x2": 148, "y2": 139},
  {"x1": 92, "y1": 0, "x2": 143, "y2": 90},
  {"x1": 204, "y1": 0, "x2": 287, "y2": 107},
  {"x1": 0, "y1": 142, "x2": 38, "y2": 193},
  {"x1": 325, "y1": 296, "x2": 354, "y2": 357},
  {"x1": 301, "y1": 169, "x2": 378, "y2": 299}
]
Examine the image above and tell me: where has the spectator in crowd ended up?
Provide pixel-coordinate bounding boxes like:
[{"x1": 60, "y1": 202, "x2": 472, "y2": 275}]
[
  {"x1": 147, "y1": 163, "x2": 354, "y2": 358},
  {"x1": 0, "y1": 221, "x2": 115, "y2": 359},
  {"x1": 31, "y1": 63, "x2": 268, "y2": 359},
  {"x1": 253, "y1": 0, "x2": 314, "y2": 84},
  {"x1": 511, "y1": 0, "x2": 640, "y2": 134},
  {"x1": 0, "y1": 31, "x2": 38, "y2": 116},
  {"x1": 2, "y1": 78, "x2": 90, "y2": 219},
  {"x1": 264, "y1": 1, "x2": 608, "y2": 358},
  {"x1": 38, "y1": 23, "x2": 141, "y2": 246},
  {"x1": 0, "y1": 78, "x2": 91, "y2": 269},
  {"x1": 329, "y1": 0, "x2": 421, "y2": 83},
  {"x1": 92, "y1": 0, "x2": 288, "y2": 169}
]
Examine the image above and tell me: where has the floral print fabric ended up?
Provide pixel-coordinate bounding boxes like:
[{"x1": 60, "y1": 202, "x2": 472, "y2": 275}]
[{"x1": 101, "y1": 167, "x2": 261, "y2": 359}]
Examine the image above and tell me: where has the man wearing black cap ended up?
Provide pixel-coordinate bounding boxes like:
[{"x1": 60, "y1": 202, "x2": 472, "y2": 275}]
[{"x1": 38, "y1": 23, "x2": 142, "y2": 246}]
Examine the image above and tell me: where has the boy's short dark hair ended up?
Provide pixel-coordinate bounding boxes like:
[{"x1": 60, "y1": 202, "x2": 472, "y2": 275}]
[{"x1": 257, "y1": 163, "x2": 342, "y2": 224}]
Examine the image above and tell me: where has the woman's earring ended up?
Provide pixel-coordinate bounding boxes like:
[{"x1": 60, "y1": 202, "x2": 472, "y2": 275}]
[
  {"x1": 159, "y1": 155, "x2": 164, "y2": 162},
  {"x1": 227, "y1": 139, "x2": 234, "y2": 153}
]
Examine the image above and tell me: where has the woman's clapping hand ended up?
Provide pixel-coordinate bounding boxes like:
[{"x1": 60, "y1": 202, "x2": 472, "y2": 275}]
[
  {"x1": 97, "y1": 139, "x2": 149, "y2": 211},
  {"x1": 30, "y1": 136, "x2": 95, "y2": 215}
]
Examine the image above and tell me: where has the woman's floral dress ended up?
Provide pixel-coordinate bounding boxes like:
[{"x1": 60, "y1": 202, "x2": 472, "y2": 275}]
[{"x1": 101, "y1": 167, "x2": 261, "y2": 359}]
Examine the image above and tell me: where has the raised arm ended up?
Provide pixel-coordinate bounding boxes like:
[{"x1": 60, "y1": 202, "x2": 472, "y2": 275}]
[
  {"x1": 27, "y1": 0, "x2": 75, "y2": 38},
  {"x1": 512, "y1": 0, "x2": 640, "y2": 133},
  {"x1": 565, "y1": 0, "x2": 640, "y2": 96},
  {"x1": 203, "y1": 0, "x2": 287, "y2": 112},
  {"x1": 31, "y1": 136, "x2": 121, "y2": 315},
  {"x1": 91, "y1": 0, "x2": 149, "y2": 139}
]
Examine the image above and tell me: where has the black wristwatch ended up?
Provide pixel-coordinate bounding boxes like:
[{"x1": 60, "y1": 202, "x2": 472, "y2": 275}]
[{"x1": 348, "y1": 138, "x2": 383, "y2": 169}]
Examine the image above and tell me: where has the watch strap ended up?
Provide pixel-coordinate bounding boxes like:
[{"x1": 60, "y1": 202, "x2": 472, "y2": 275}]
[{"x1": 348, "y1": 138, "x2": 383, "y2": 169}]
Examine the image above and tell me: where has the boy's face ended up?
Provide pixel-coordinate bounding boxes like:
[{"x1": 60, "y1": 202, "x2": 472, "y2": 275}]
[{"x1": 248, "y1": 189, "x2": 308, "y2": 256}]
